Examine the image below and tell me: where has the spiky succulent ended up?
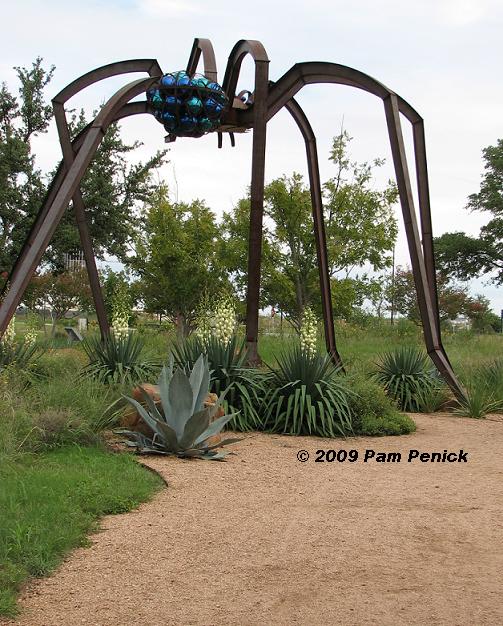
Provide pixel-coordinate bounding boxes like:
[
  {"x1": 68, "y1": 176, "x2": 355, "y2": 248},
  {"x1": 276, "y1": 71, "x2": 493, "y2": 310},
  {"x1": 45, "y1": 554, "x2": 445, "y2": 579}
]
[{"x1": 119, "y1": 354, "x2": 240, "y2": 460}]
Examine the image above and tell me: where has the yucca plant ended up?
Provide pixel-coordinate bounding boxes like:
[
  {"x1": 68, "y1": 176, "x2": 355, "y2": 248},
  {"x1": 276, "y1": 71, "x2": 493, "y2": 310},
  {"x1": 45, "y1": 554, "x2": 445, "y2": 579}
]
[
  {"x1": 374, "y1": 346, "x2": 436, "y2": 412},
  {"x1": 262, "y1": 345, "x2": 353, "y2": 437},
  {"x1": 118, "y1": 354, "x2": 240, "y2": 460},
  {"x1": 172, "y1": 334, "x2": 264, "y2": 431},
  {"x1": 82, "y1": 333, "x2": 159, "y2": 385},
  {"x1": 0, "y1": 339, "x2": 42, "y2": 374}
]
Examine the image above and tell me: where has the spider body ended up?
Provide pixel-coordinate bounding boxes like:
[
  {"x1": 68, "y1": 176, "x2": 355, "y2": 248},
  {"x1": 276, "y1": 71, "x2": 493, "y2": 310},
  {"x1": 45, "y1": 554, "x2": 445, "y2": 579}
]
[{"x1": 0, "y1": 37, "x2": 465, "y2": 399}]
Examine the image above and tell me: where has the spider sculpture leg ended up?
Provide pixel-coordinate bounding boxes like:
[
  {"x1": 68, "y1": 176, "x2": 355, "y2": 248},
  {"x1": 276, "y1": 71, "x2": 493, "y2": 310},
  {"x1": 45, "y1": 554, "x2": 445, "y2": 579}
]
[
  {"x1": 384, "y1": 94, "x2": 463, "y2": 398},
  {"x1": 283, "y1": 96, "x2": 343, "y2": 369},
  {"x1": 253, "y1": 61, "x2": 465, "y2": 399},
  {"x1": 223, "y1": 41, "x2": 270, "y2": 365}
]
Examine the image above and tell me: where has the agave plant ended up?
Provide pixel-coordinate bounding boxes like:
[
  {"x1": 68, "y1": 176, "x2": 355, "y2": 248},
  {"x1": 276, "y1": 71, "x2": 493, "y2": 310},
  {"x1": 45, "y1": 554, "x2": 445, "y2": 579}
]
[
  {"x1": 262, "y1": 345, "x2": 353, "y2": 437},
  {"x1": 82, "y1": 333, "x2": 159, "y2": 385},
  {"x1": 172, "y1": 334, "x2": 264, "y2": 431},
  {"x1": 119, "y1": 354, "x2": 240, "y2": 460},
  {"x1": 373, "y1": 346, "x2": 437, "y2": 412}
]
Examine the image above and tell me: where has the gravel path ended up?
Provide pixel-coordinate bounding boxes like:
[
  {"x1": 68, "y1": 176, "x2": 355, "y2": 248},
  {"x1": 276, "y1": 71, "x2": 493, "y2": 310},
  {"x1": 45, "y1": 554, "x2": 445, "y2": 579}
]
[{"x1": 4, "y1": 413, "x2": 503, "y2": 626}]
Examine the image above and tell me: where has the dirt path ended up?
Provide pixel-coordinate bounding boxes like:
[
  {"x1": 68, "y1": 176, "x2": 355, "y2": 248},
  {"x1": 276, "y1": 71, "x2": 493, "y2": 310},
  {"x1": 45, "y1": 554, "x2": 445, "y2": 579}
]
[{"x1": 4, "y1": 414, "x2": 503, "y2": 626}]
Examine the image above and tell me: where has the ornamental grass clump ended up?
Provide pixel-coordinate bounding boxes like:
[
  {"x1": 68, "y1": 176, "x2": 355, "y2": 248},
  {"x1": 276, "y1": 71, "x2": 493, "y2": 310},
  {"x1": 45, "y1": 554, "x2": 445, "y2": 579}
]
[
  {"x1": 373, "y1": 346, "x2": 437, "y2": 412},
  {"x1": 262, "y1": 345, "x2": 353, "y2": 437},
  {"x1": 454, "y1": 359, "x2": 503, "y2": 418},
  {"x1": 119, "y1": 354, "x2": 240, "y2": 460}
]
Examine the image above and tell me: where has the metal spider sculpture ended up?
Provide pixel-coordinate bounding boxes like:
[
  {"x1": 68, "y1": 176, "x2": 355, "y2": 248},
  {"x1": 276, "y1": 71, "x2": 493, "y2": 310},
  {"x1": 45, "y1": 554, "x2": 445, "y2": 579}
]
[{"x1": 0, "y1": 37, "x2": 464, "y2": 399}]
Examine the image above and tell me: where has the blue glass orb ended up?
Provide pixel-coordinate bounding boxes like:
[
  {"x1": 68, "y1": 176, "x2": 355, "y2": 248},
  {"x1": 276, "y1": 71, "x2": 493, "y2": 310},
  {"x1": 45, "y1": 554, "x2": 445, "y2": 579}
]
[
  {"x1": 164, "y1": 95, "x2": 182, "y2": 111},
  {"x1": 207, "y1": 82, "x2": 222, "y2": 93},
  {"x1": 186, "y1": 96, "x2": 203, "y2": 115},
  {"x1": 212, "y1": 91, "x2": 227, "y2": 106},
  {"x1": 191, "y1": 76, "x2": 210, "y2": 88},
  {"x1": 204, "y1": 97, "x2": 218, "y2": 117},
  {"x1": 146, "y1": 87, "x2": 156, "y2": 101},
  {"x1": 198, "y1": 117, "x2": 213, "y2": 132},
  {"x1": 162, "y1": 112, "x2": 177, "y2": 130},
  {"x1": 153, "y1": 109, "x2": 163, "y2": 121},
  {"x1": 152, "y1": 92, "x2": 163, "y2": 109},
  {"x1": 160, "y1": 74, "x2": 176, "y2": 87},
  {"x1": 204, "y1": 98, "x2": 223, "y2": 119},
  {"x1": 174, "y1": 71, "x2": 190, "y2": 86},
  {"x1": 179, "y1": 115, "x2": 197, "y2": 132}
]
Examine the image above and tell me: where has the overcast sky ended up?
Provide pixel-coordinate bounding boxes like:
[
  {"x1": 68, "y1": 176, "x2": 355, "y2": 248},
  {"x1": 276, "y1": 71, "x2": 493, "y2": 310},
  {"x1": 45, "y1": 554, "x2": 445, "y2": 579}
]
[{"x1": 2, "y1": 0, "x2": 502, "y2": 312}]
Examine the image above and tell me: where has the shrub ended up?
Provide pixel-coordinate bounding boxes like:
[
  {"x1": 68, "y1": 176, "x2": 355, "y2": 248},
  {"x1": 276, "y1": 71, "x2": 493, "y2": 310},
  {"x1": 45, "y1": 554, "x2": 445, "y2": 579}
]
[
  {"x1": 373, "y1": 346, "x2": 437, "y2": 411},
  {"x1": 82, "y1": 333, "x2": 159, "y2": 385},
  {"x1": 346, "y1": 377, "x2": 416, "y2": 436},
  {"x1": 172, "y1": 334, "x2": 264, "y2": 431},
  {"x1": 262, "y1": 345, "x2": 353, "y2": 437},
  {"x1": 359, "y1": 412, "x2": 416, "y2": 436}
]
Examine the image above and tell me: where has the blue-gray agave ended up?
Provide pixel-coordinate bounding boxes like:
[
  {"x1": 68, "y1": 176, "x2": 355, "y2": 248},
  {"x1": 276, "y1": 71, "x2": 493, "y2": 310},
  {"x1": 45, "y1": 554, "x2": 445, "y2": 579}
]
[{"x1": 119, "y1": 354, "x2": 240, "y2": 460}]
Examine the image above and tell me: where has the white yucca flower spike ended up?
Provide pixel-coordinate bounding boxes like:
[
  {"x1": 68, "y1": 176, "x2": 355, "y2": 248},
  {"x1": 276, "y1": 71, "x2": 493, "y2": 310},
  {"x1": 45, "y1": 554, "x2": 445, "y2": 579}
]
[
  {"x1": 3, "y1": 316, "x2": 16, "y2": 346},
  {"x1": 24, "y1": 329, "x2": 38, "y2": 346},
  {"x1": 299, "y1": 306, "x2": 318, "y2": 356},
  {"x1": 111, "y1": 310, "x2": 129, "y2": 338},
  {"x1": 213, "y1": 297, "x2": 236, "y2": 345}
]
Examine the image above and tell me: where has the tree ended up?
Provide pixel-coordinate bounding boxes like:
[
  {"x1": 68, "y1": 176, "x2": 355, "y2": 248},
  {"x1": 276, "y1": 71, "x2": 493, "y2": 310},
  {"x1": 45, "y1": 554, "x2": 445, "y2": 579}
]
[
  {"x1": 433, "y1": 138, "x2": 503, "y2": 284},
  {"x1": 133, "y1": 186, "x2": 230, "y2": 337},
  {"x1": 47, "y1": 109, "x2": 168, "y2": 270},
  {"x1": 0, "y1": 58, "x2": 54, "y2": 273},
  {"x1": 28, "y1": 268, "x2": 92, "y2": 336},
  {"x1": 0, "y1": 59, "x2": 168, "y2": 275},
  {"x1": 433, "y1": 232, "x2": 490, "y2": 281},
  {"x1": 102, "y1": 268, "x2": 134, "y2": 334},
  {"x1": 221, "y1": 131, "x2": 398, "y2": 327},
  {"x1": 389, "y1": 266, "x2": 498, "y2": 330}
]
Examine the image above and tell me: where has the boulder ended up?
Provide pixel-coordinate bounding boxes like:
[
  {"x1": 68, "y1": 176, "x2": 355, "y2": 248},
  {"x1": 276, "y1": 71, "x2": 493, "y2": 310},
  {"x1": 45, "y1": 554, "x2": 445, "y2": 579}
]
[{"x1": 121, "y1": 385, "x2": 225, "y2": 446}]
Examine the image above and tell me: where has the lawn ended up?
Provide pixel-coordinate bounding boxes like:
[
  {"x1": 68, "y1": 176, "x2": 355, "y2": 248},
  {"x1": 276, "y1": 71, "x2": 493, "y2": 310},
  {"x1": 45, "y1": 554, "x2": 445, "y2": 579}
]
[{"x1": 0, "y1": 446, "x2": 162, "y2": 618}]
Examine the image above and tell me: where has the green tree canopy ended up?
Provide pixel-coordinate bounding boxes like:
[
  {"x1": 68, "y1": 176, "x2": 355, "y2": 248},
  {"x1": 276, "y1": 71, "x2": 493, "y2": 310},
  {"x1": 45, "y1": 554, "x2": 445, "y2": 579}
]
[
  {"x1": 389, "y1": 265, "x2": 496, "y2": 330},
  {"x1": 434, "y1": 138, "x2": 503, "y2": 284},
  {"x1": 221, "y1": 131, "x2": 398, "y2": 327},
  {"x1": 0, "y1": 58, "x2": 54, "y2": 273},
  {"x1": 0, "y1": 58, "x2": 168, "y2": 275},
  {"x1": 133, "y1": 185, "x2": 230, "y2": 337}
]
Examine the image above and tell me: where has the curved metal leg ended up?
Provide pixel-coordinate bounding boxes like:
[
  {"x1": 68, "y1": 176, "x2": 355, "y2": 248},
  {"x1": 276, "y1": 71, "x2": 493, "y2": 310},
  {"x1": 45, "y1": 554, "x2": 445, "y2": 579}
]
[
  {"x1": 186, "y1": 38, "x2": 218, "y2": 81},
  {"x1": 412, "y1": 120, "x2": 455, "y2": 370},
  {"x1": 384, "y1": 94, "x2": 464, "y2": 399},
  {"x1": 283, "y1": 97, "x2": 343, "y2": 368},
  {"x1": 55, "y1": 103, "x2": 110, "y2": 338},
  {"x1": 219, "y1": 40, "x2": 270, "y2": 364},
  {"x1": 245, "y1": 59, "x2": 269, "y2": 365}
]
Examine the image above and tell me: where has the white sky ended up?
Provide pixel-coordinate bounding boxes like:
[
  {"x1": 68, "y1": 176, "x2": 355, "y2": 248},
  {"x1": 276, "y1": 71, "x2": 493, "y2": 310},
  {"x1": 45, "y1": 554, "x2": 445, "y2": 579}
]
[{"x1": 2, "y1": 0, "x2": 502, "y2": 312}]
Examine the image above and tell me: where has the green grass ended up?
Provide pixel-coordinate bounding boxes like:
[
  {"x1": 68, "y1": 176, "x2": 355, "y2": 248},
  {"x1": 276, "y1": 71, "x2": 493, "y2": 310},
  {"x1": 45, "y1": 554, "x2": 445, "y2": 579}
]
[{"x1": 0, "y1": 446, "x2": 163, "y2": 618}]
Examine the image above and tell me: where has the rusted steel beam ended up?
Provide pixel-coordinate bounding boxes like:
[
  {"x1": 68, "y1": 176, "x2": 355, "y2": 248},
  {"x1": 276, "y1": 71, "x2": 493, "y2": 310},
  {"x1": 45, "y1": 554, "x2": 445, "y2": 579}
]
[
  {"x1": 54, "y1": 101, "x2": 110, "y2": 339},
  {"x1": 383, "y1": 94, "x2": 464, "y2": 400},
  {"x1": 221, "y1": 40, "x2": 270, "y2": 365},
  {"x1": 283, "y1": 96, "x2": 343, "y2": 369},
  {"x1": 52, "y1": 59, "x2": 162, "y2": 104}
]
